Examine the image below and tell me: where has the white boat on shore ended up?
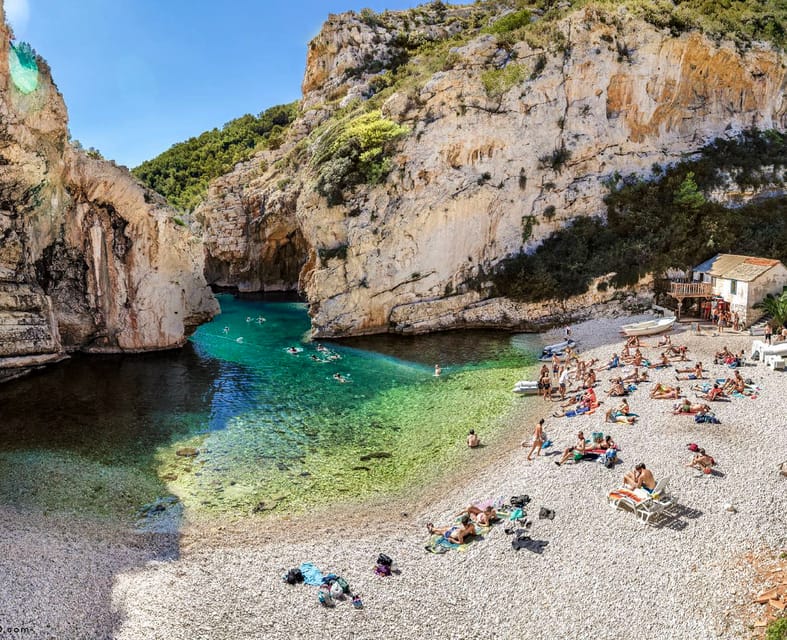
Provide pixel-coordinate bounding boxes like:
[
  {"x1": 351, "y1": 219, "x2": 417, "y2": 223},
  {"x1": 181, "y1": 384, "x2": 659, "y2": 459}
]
[
  {"x1": 512, "y1": 380, "x2": 539, "y2": 396},
  {"x1": 620, "y1": 317, "x2": 676, "y2": 337}
]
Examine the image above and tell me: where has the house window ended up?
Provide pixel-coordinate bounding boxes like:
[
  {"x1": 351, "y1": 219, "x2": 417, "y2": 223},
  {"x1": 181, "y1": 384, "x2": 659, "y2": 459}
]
[{"x1": 730, "y1": 279, "x2": 737, "y2": 295}]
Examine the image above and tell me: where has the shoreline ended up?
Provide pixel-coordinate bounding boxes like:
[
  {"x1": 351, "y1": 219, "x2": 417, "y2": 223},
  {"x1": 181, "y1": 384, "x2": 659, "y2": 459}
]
[{"x1": 3, "y1": 314, "x2": 786, "y2": 639}]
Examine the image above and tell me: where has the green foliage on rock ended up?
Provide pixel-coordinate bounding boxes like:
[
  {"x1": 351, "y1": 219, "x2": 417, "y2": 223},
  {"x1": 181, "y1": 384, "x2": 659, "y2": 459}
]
[
  {"x1": 756, "y1": 291, "x2": 787, "y2": 328},
  {"x1": 132, "y1": 102, "x2": 299, "y2": 211},
  {"x1": 491, "y1": 130, "x2": 787, "y2": 301},
  {"x1": 313, "y1": 110, "x2": 408, "y2": 205},
  {"x1": 481, "y1": 63, "x2": 527, "y2": 97}
]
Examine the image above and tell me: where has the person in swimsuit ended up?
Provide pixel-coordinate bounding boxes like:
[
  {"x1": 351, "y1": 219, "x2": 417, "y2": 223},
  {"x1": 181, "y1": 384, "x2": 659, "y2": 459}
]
[
  {"x1": 459, "y1": 505, "x2": 497, "y2": 526},
  {"x1": 623, "y1": 463, "x2": 656, "y2": 492},
  {"x1": 467, "y1": 430, "x2": 480, "y2": 448},
  {"x1": 523, "y1": 418, "x2": 546, "y2": 461},
  {"x1": 675, "y1": 362, "x2": 705, "y2": 380},
  {"x1": 427, "y1": 515, "x2": 476, "y2": 544},
  {"x1": 685, "y1": 448, "x2": 714, "y2": 471},
  {"x1": 555, "y1": 431, "x2": 586, "y2": 466},
  {"x1": 650, "y1": 384, "x2": 680, "y2": 399}
]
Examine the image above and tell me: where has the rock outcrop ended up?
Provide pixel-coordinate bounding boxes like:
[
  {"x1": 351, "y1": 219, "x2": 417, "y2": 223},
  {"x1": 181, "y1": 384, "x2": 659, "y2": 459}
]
[
  {"x1": 199, "y1": 3, "x2": 787, "y2": 337},
  {"x1": 0, "y1": 1, "x2": 218, "y2": 380}
]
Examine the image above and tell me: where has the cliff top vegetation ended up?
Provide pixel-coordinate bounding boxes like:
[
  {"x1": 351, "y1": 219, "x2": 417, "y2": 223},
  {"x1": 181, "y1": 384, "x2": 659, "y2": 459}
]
[{"x1": 132, "y1": 102, "x2": 298, "y2": 212}]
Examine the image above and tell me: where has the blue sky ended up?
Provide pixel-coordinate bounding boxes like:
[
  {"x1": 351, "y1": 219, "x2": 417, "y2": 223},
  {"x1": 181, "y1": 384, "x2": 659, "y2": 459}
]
[{"x1": 6, "y1": 0, "x2": 438, "y2": 167}]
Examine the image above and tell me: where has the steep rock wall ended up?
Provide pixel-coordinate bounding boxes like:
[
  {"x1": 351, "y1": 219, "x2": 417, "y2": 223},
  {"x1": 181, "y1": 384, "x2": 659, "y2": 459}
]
[
  {"x1": 200, "y1": 4, "x2": 787, "y2": 337},
  {"x1": 0, "y1": 1, "x2": 217, "y2": 379}
]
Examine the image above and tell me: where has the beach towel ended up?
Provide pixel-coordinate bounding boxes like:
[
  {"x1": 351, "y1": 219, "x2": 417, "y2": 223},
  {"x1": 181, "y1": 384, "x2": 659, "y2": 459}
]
[
  {"x1": 424, "y1": 523, "x2": 490, "y2": 554},
  {"x1": 299, "y1": 562, "x2": 324, "y2": 586}
]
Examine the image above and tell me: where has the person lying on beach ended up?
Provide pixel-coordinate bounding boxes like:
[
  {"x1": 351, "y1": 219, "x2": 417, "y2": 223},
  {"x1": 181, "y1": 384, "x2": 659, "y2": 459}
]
[
  {"x1": 625, "y1": 336, "x2": 641, "y2": 348},
  {"x1": 622, "y1": 349, "x2": 643, "y2": 366},
  {"x1": 459, "y1": 505, "x2": 497, "y2": 526},
  {"x1": 605, "y1": 400, "x2": 637, "y2": 424},
  {"x1": 697, "y1": 383, "x2": 726, "y2": 401},
  {"x1": 673, "y1": 399, "x2": 711, "y2": 414},
  {"x1": 623, "y1": 463, "x2": 656, "y2": 492},
  {"x1": 648, "y1": 353, "x2": 671, "y2": 369},
  {"x1": 606, "y1": 378, "x2": 628, "y2": 397},
  {"x1": 667, "y1": 344, "x2": 689, "y2": 360},
  {"x1": 605, "y1": 354, "x2": 620, "y2": 370},
  {"x1": 651, "y1": 383, "x2": 681, "y2": 399},
  {"x1": 427, "y1": 515, "x2": 476, "y2": 544},
  {"x1": 684, "y1": 448, "x2": 715, "y2": 472},
  {"x1": 675, "y1": 362, "x2": 705, "y2": 380},
  {"x1": 555, "y1": 431, "x2": 587, "y2": 466},
  {"x1": 599, "y1": 435, "x2": 617, "y2": 450}
]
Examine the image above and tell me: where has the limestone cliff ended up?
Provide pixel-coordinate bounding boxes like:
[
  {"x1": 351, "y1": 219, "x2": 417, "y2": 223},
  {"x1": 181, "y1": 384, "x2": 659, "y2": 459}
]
[
  {"x1": 0, "y1": 2, "x2": 218, "y2": 380},
  {"x1": 199, "y1": 2, "x2": 787, "y2": 337}
]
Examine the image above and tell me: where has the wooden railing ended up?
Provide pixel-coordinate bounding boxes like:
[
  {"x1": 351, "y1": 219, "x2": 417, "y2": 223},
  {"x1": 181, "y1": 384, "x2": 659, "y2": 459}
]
[{"x1": 669, "y1": 281, "x2": 712, "y2": 297}]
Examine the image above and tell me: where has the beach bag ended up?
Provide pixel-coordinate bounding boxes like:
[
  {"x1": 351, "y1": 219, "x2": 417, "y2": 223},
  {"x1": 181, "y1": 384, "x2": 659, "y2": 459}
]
[
  {"x1": 377, "y1": 553, "x2": 393, "y2": 567},
  {"x1": 510, "y1": 495, "x2": 531, "y2": 508}
]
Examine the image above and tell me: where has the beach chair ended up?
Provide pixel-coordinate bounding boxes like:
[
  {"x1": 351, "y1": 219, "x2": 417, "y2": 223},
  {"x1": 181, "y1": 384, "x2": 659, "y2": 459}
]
[{"x1": 608, "y1": 478, "x2": 676, "y2": 524}]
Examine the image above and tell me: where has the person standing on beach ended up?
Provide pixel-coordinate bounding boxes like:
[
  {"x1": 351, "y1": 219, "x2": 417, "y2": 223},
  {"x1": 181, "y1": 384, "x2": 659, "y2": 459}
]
[
  {"x1": 764, "y1": 323, "x2": 773, "y2": 345},
  {"x1": 523, "y1": 418, "x2": 546, "y2": 461}
]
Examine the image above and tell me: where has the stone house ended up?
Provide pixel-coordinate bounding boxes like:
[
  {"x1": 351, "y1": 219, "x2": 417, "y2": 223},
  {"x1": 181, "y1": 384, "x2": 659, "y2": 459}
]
[{"x1": 691, "y1": 254, "x2": 787, "y2": 325}]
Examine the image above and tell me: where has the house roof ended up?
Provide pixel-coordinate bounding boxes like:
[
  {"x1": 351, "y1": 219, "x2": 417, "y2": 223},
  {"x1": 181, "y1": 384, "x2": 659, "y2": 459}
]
[{"x1": 693, "y1": 254, "x2": 782, "y2": 282}]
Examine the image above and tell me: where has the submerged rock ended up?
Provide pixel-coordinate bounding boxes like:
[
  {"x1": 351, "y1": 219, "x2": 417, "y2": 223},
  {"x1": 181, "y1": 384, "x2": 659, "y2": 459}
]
[
  {"x1": 176, "y1": 447, "x2": 199, "y2": 458},
  {"x1": 359, "y1": 452, "x2": 392, "y2": 462}
]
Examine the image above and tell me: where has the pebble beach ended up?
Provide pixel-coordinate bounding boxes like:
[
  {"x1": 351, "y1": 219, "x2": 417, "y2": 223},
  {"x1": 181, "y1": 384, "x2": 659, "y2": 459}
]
[{"x1": 2, "y1": 315, "x2": 786, "y2": 639}]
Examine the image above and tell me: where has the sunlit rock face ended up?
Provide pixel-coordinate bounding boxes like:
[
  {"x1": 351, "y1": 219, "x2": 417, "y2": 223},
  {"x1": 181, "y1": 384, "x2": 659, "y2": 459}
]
[
  {"x1": 0, "y1": 1, "x2": 218, "y2": 380},
  {"x1": 200, "y1": 3, "x2": 786, "y2": 337}
]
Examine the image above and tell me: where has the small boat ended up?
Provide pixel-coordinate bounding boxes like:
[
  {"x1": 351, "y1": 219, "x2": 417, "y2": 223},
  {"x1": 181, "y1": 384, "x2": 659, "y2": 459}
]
[
  {"x1": 620, "y1": 317, "x2": 675, "y2": 337},
  {"x1": 513, "y1": 380, "x2": 539, "y2": 396},
  {"x1": 541, "y1": 339, "x2": 576, "y2": 357}
]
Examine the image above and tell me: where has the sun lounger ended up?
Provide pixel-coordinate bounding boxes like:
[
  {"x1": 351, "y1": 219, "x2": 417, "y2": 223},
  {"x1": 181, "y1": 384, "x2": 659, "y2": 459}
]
[
  {"x1": 751, "y1": 341, "x2": 787, "y2": 361},
  {"x1": 608, "y1": 478, "x2": 676, "y2": 524}
]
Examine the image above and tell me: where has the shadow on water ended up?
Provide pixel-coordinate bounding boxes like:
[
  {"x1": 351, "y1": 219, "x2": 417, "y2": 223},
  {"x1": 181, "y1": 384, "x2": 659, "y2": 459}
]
[{"x1": 0, "y1": 343, "x2": 246, "y2": 639}]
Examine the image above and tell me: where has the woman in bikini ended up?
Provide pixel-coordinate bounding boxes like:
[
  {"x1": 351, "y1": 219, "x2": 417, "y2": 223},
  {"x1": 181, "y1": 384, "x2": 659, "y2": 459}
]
[
  {"x1": 427, "y1": 515, "x2": 476, "y2": 544},
  {"x1": 523, "y1": 418, "x2": 546, "y2": 461}
]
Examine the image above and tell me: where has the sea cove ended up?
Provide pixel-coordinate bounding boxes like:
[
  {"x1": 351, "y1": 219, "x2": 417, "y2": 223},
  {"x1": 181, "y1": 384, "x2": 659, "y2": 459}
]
[{"x1": 0, "y1": 295, "x2": 539, "y2": 519}]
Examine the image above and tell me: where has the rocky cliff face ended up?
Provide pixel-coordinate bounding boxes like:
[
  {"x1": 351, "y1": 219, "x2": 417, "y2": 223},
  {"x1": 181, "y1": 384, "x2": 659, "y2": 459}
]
[
  {"x1": 0, "y1": 2, "x2": 217, "y2": 380},
  {"x1": 200, "y1": 3, "x2": 787, "y2": 337}
]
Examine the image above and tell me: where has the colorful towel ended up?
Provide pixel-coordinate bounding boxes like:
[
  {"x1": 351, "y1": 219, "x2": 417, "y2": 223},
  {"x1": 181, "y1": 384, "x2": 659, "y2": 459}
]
[{"x1": 299, "y1": 562, "x2": 324, "y2": 586}]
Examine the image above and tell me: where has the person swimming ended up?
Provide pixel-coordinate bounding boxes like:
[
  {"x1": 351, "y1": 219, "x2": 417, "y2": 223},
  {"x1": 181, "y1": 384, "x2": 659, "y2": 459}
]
[
  {"x1": 235, "y1": 337, "x2": 244, "y2": 343},
  {"x1": 222, "y1": 326, "x2": 230, "y2": 334},
  {"x1": 332, "y1": 372, "x2": 349, "y2": 383}
]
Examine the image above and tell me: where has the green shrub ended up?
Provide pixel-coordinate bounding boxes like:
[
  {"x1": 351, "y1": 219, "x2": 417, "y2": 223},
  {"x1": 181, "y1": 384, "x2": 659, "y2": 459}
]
[
  {"x1": 766, "y1": 616, "x2": 787, "y2": 640},
  {"x1": 486, "y1": 9, "x2": 531, "y2": 35},
  {"x1": 481, "y1": 63, "x2": 526, "y2": 98},
  {"x1": 313, "y1": 110, "x2": 408, "y2": 204}
]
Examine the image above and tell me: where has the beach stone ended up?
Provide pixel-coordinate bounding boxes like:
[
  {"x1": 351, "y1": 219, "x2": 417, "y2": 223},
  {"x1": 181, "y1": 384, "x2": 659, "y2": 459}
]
[
  {"x1": 176, "y1": 447, "x2": 199, "y2": 458},
  {"x1": 779, "y1": 461, "x2": 787, "y2": 477}
]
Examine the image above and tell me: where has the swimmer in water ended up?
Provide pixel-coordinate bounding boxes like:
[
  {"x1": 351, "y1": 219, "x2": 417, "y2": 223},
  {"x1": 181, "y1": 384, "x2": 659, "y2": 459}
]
[
  {"x1": 332, "y1": 372, "x2": 347, "y2": 383},
  {"x1": 434, "y1": 364, "x2": 442, "y2": 377},
  {"x1": 222, "y1": 326, "x2": 230, "y2": 334},
  {"x1": 246, "y1": 317, "x2": 253, "y2": 322},
  {"x1": 316, "y1": 344, "x2": 329, "y2": 353},
  {"x1": 257, "y1": 316, "x2": 266, "y2": 323},
  {"x1": 236, "y1": 337, "x2": 244, "y2": 343},
  {"x1": 287, "y1": 347, "x2": 299, "y2": 355}
]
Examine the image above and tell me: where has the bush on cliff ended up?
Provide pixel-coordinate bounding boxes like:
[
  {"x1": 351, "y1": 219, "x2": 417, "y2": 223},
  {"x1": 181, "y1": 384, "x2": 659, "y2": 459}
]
[{"x1": 313, "y1": 110, "x2": 408, "y2": 205}]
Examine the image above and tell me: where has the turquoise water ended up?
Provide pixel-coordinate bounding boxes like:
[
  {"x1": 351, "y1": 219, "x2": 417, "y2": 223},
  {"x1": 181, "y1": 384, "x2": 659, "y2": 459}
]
[{"x1": 0, "y1": 294, "x2": 539, "y2": 519}]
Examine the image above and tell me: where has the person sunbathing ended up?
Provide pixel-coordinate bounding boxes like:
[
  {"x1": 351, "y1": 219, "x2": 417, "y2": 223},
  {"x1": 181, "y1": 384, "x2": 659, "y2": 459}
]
[
  {"x1": 675, "y1": 362, "x2": 705, "y2": 380},
  {"x1": 605, "y1": 399, "x2": 636, "y2": 424},
  {"x1": 427, "y1": 515, "x2": 476, "y2": 544},
  {"x1": 657, "y1": 334, "x2": 672, "y2": 347},
  {"x1": 583, "y1": 368, "x2": 597, "y2": 388},
  {"x1": 648, "y1": 352, "x2": 671, "y2": 369},
  {"x1": 625, "y1": 335, "x2": 641, "y2": 348},
  {"x1": 722, "y1": 371, "x2": 745, "y2": 395},
  {"x1": 667, "y1": 344, "x2": 689, "y2": 361},
  {"x1": 459, "y1": 505, "x2": 497, "y2": 526},
  {"x1": 605, "y1": 353, "x2": 620, "y2": 370},
  {"x1": 606, "y1": 378, "x2": 628, "y2": 397},
  {"x1": 623, "y1": 463, "x2": 656, "y2": 492},
  {"x1": 599, "y1": 435, "x2": 617, "y2": 450},
  {"x1": 622, "y1": 348, "x2": 643, "y2": 365},
  {"x1": 650, "y1": 384, "x2": 681, "y2": 399},
  {"x1": 698, "y1": 383, "x2": 726, "y2": 401},
  {"x1": 714, "y1": 346, "x2": 734, "y2": 364},
  {"x1": 685, "y1": 448, "x2": 715, "y2": 472},
  {"x1": 673, "y1": 399, "x2": 710, "y2": 414},
  {"x1": 555, "y1": 431, "x2": 587, "y2": 466}
]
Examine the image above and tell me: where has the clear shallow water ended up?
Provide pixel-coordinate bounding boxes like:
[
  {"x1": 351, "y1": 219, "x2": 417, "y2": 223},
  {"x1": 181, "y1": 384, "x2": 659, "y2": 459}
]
[{"x1": 0, "y1": 294, "x2": 540, "y2": 518}]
